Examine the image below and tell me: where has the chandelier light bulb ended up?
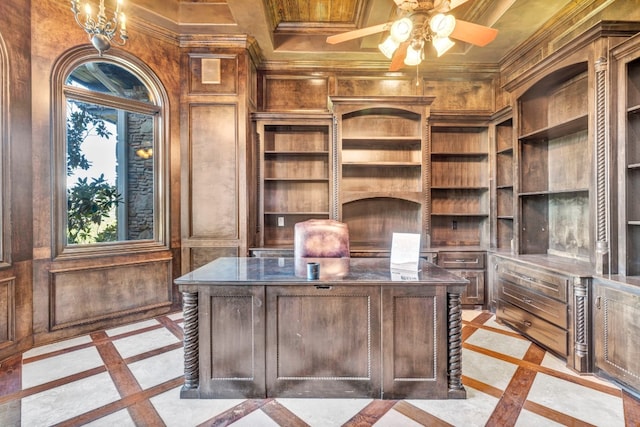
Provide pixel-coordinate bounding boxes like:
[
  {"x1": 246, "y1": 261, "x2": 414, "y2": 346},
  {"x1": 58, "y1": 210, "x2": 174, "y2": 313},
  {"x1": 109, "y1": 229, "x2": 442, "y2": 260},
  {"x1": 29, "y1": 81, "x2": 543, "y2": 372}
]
[
  {"x1": 390, "y1": 17, "x2": 413, "y2": 42},
  {"x1": 430, "y1": 13, "x2": 456, "y2": 38},
  {"x1": 378, "y1": 36, "x2": 400, "y2": 59},
  {"x1": 70, "y1": 0, "x2": 129, "y2": 55},
  {"x1": 404, "y1": 40, "x2": 424, "y2": 66},
  {"x1": 433, "y1": 36, "x2": 455, "y2": 57}
]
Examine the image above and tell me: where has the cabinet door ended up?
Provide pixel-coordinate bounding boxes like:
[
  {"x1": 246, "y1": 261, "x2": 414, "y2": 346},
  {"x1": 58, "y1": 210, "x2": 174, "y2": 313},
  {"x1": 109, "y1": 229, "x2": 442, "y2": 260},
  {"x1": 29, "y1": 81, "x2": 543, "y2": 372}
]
[
  {"x1": 198, "y1": 285, "x2": 266, "y2": 398},
  {"x1": 451, "y1": 269, "x2": 485, "y2": 305},
  {"x1": 265, "y1": 285, "x2": 381, "y2": 398},
  {"x1": 381, "y1": 285, "x2": 448, "y2": 399},
  {"x1": 593, "y1": 281, "x2": 640, "y2": 393}
]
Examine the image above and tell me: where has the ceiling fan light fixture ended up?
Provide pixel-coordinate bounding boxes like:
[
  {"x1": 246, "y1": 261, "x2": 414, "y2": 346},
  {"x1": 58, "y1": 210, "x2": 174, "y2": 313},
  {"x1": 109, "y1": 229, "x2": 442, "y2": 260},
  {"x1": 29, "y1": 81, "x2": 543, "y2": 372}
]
[
  {"x1": 433, "y1": 36, "x2": 455, "y2": 56},
  {"x1": 430, "y1": 13, "x2": 456, "y2": 38},
  {"x1": 378, "y1": 36, "x2": 400, "y2": 58},
  {"x1": 390, "y1": 17, "x2": 413, "y2": 42},
  {"x1": 404, "y1": 40, "x2": 424, "y2": 66}
]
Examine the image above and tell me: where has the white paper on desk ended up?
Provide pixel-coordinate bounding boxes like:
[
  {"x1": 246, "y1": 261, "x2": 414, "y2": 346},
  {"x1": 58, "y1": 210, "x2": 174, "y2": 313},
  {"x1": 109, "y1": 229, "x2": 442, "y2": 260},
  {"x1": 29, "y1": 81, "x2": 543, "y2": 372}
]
[
  {"x1": 390, "y1": 269, "x2": 419, "y2": 281},
  {"x1": 390, "y1": 232, "x2": 421, "y2": 272}
]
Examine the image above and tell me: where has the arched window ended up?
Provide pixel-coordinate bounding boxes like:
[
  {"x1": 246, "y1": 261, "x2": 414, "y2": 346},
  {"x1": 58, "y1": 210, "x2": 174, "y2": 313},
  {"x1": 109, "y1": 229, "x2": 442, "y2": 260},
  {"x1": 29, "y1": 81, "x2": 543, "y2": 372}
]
[{"x1": 53, "y1": 48, "x2": 168, "y2": 256}]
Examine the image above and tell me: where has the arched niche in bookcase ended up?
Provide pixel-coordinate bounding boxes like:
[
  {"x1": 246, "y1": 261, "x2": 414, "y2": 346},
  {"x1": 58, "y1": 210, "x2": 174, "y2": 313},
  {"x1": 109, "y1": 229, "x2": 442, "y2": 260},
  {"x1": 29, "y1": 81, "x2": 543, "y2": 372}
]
[{"x1": 330, "y1": 96, "x2": 434, "y2": 252}]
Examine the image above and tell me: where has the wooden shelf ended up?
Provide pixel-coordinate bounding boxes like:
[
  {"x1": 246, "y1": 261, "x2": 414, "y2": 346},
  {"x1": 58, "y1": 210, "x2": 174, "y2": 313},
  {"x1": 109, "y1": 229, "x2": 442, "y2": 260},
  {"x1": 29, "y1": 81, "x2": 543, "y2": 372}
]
[
  {"x1": 493, "y1": 115, "x2": 514, "y2": 251},
  {"x1": 264, "y1": 177, "x2": 328, "y2": 181},
  {"x1": 431, "y1": 152, "x2": 488, "y2": 156},
  {"x1": 256, "y1": 115, "x2": 333, "y2": 248},
  {"x1": 342, "y1": 161, "x2": 421, "y2": 167},
  {"x1": 342, "y1": 136, "x2": 421, "y2": 143},
  {"x1": 332, "y1": 96, "x2": 433, "y2": 249},
  {"x1": 519, "y1": 188, "x2": 589, "y2": 197},
  {"x1": 519, "y1": 114, "x2": 588, "y2": 141},
  {"x1": 265, "y1": 150, "x2": 328, "y2": 155},
  {"x1": 341, "y1": 191, "x2": 422, "y2": 204},
  {"x1": 431, "y1": 213, "x2": 489, "y2": 217},
  {"x1": 430, "y1": 124, "x2": 490, "y2": 249},
  {"x1": 516, "y1": 64, "x2": 590, "y2": 259},
  {"x1": 265, "y1": 211, "x2": 330, "y2": 215}
]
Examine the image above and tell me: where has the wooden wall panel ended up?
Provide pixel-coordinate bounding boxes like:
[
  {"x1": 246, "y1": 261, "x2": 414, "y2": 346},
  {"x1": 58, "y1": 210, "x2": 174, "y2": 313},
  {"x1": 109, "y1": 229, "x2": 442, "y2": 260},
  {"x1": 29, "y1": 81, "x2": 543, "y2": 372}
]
[
  {"x1": 189, "y1": 54, "x2": 238, "y2": 95},
  {"x1": 189, "y1": 104, "x2": 239, "y2": 239},
  {"x1": 335, "y1": 77, "x2": 417, "y2": 97},
  {"x1": 262, "y1": 74, "x2": 494, "y2": 114},
  {"x1": 263, "y1": 76, "x2": 329, "y2": 111},
  {"x1": 189, "y1": 246, "x2": 239, "y2": 271},
  {"x1": 420, "y1": 80, "x2": 494, "y2": 112},
  {"x1": 0, "y1": 277, "x2": 15, "y2": 347},
  {"x1": 49, "y1": 260, "x2": 172, "y2": 331}
]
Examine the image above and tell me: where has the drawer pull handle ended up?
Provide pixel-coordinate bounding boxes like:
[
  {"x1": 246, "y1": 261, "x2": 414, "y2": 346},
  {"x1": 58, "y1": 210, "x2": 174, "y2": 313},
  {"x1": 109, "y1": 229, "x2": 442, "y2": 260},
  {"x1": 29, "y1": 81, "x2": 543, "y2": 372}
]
[
  {"x1": 523, "y1": 320, "x2": 532, "y2": 327},
  {"x1": 315, "y1": 285, "x2": 332, "y2": 290},
  {"x1": 444, "y1": 259, "x2": 478, "y2": 264},
  {"x1": 522, "y1": 297, "x2": 533, "y2": 304}
]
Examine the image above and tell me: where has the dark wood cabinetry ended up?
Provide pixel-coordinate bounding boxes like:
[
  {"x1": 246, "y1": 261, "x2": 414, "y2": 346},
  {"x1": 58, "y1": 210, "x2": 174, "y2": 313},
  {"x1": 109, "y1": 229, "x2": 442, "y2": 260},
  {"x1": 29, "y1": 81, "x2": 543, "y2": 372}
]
[
  {"x1": 254, "y1": 113, "x2": 333, "y2": 248},
  {"x1": 516, "y1": 64, "x2": 591, "y2": 260},
  {"x1": 252, "y1": 97, "x2": 490, "y2": 305},
  {"x1": 493, "y1": 254, "x2": 591, "y2": 372},
  {"x1": 614, "y1": 33, "x2": 640, "y2": 276},
  {"x1": 331, "y1": 96, "x2": 433, "y2": 250},
  {"x1": 177, "y1": 257, "x2": 467, "y2": 399},
  {"x1": 492, "y1": 112, "x2": 514, "y2": 251},
  {"x1": 437, "y1": 251, "x2": 485, "y2": 306},
  {"x1": 430, "y1": 125, "x2": 490, "y2": 247},
  {"x1": 592, "y1": 276, "x2": 640, "y2": 395}
]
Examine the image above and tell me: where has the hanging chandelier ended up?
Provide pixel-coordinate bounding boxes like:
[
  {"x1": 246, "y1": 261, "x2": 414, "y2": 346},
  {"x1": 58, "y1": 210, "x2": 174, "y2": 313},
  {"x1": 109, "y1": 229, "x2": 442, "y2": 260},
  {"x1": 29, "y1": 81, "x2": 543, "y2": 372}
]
[
  {"x1": 70, "y1": 0, "x2": 128, "y2": 55},
  {"x1": 378, "y1": 12, "x2": 457, "y2": 66}
]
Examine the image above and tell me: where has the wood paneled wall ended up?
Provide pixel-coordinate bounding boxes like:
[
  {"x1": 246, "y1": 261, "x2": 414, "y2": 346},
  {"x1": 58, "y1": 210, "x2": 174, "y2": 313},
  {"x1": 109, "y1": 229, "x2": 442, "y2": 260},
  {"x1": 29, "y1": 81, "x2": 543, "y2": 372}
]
[
  {"x1": 259, "y1": 72, "x2": 495, "y2": 114},
  {"x1": 27, "y1": 0, "x2": 182, "y2": 346},
  {"x1": 0, "y1": 0, "x2": 33, "y2": 362},
  {"x1": 180, "y1": 46, "x2": 259, "y2": 272}
]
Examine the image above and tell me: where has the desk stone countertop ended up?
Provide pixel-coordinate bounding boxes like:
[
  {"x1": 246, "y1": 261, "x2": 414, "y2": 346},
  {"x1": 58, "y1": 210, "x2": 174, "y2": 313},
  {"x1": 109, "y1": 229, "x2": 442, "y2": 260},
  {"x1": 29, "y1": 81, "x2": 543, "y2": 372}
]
[{"x1": 175, "y1": 257, "x2": 469, "y2": 286}]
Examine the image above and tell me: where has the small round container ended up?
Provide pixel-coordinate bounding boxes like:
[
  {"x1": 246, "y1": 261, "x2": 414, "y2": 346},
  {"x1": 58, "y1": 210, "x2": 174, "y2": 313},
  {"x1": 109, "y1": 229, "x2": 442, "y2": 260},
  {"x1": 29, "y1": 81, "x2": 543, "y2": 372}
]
[{"x1": 306, "y1": 262, "x2": 320, "y2": 280}]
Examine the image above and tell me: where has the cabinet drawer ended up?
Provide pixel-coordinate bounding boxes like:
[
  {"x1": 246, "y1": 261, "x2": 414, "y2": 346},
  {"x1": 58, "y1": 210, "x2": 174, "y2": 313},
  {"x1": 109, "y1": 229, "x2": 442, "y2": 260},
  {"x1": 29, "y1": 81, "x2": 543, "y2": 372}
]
[
  {"x1": 497, "y1": 300, "x2": 568, "y2": 357},
  {"x1": 497, "y1": 262, "x2": 567, "y2": 303},
  {"x1": 438, "y1": 252, "x2": 485, "y2": 269},
  {"x1": 498, "y1": 279, "x2": 567, "y2": 329}
]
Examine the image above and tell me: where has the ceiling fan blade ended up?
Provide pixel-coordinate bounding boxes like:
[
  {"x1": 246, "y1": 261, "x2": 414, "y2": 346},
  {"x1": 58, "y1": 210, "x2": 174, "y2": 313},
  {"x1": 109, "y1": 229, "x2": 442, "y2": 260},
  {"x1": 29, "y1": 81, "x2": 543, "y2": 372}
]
[
  {"x1": 449, "y1": 0, "x2": 470, "y2": 10},
  {"x1": 450, "y1": 19, "x2": 498, "y2": 46},
  {"x1": 326, "y1": 23, "x2": 390, "y2": 44},
  {"x1": 389, "y1": 41, "x2": 410, "y2": 71}
]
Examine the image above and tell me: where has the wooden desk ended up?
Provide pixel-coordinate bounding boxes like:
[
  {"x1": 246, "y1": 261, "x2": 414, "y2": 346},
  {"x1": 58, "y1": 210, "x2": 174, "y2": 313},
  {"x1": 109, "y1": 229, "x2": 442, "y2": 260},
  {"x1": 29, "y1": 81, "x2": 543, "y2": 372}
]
[{"x1": 175, "y1": 257, "x2": 468, "y2": 399}]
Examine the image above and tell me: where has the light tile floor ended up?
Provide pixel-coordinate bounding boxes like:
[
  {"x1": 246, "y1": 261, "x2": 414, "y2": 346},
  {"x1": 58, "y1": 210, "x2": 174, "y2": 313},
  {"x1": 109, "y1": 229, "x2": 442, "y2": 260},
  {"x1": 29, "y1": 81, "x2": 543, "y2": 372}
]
[{"x1": 1, "y1": 310, "x2": 638, "y2": 426}]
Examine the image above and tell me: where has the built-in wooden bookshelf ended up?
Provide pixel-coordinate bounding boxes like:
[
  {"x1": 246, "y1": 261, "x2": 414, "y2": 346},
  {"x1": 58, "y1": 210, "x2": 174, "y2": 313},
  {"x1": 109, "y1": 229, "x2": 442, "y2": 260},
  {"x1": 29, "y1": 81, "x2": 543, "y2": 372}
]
[
  {"x1": 618, "y1": 42, "x2": 640, "y2": 276},
  {"x1": 331, "y1": 96, "x2": 433, "y2": 250},
  {"x1": 494, "y1": 116, "x2": 514, "y2": 250},
  {"x1": 254, "y1": 113, "x2": 333, "y2": 248},
  {"x1": 430, "y1": 125, "x2": 489, "y2": 247},
  {"x1": 516, "y1": 64, "x2": 590, "y2": 260}
]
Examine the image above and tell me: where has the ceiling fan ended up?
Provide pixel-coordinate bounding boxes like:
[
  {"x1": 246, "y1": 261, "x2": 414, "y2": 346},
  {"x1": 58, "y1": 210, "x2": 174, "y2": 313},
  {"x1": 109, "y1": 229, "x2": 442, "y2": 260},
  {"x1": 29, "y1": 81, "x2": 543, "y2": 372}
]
[{"x1": 326, "y1": 0, "x2": 498, "y2": 71}]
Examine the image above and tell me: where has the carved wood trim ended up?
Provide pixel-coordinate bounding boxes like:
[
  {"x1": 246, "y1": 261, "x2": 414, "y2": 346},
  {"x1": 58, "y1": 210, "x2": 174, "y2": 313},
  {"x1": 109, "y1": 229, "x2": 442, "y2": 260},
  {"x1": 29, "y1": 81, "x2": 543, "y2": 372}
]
[
  {"x1": 447, "y1": 292, "x2": 465, "y2": 396},
  {"x1": 181, "y1": 291, "x2": 199, "y2": 393}
]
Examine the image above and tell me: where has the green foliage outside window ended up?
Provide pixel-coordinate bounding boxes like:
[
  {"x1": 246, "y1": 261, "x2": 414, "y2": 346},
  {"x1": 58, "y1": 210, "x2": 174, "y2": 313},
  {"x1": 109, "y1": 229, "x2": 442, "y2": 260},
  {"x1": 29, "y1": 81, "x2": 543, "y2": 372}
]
[{"x1": 66, "y1": 102, "x2": 122, "y2": 244}]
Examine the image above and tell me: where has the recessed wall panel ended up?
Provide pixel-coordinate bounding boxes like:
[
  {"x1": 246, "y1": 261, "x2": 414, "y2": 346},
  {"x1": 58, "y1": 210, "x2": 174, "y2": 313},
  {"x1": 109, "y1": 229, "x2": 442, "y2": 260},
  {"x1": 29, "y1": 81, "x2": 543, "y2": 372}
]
[
  {"x1": 189, "y1": 104, "x2": 238, "y2": 239},
  {"x1": 50, "y1": 260, "x2": 171, "y2": 330}
]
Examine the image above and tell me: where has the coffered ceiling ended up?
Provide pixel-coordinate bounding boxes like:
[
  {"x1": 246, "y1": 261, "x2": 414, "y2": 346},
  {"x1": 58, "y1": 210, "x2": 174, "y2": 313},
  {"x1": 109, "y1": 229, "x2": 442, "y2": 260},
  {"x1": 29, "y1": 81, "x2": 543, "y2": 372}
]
[{"x1": 130, "y1": 0, "x2": 639, "y2": 70}]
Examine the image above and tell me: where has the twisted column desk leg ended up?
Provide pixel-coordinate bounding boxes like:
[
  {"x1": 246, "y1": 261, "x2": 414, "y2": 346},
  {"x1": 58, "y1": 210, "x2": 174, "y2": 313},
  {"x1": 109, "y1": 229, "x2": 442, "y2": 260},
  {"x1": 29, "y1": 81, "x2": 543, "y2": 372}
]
[
  {"x1": 448, "y1": 292, "x2": 465, "y2": 397},
  {"x1": 182, "y1": 291, "x2": 199, "y2": 395}
]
